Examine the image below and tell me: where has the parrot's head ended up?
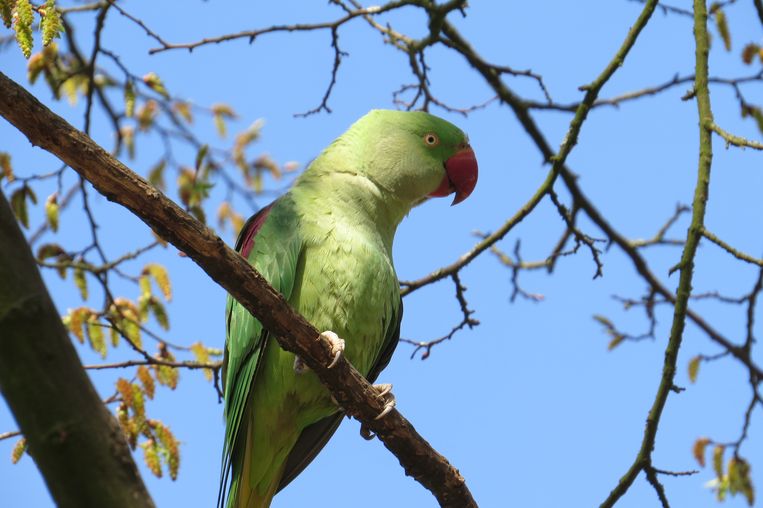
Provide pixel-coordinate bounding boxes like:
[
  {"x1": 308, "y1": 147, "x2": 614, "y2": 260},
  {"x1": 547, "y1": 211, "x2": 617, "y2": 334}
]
[{"x1": 348, "y1": 110, "x2": 478, "y2": 206}]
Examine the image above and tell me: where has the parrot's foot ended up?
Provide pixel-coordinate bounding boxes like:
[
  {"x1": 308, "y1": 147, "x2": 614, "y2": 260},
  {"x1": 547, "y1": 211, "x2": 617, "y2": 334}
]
[
  {"x1": 360, "y1": 383, "x2": 396, "y2": 439},
  {"x1": 319, "y1": 330, "x2": 345, "y2": 369}
]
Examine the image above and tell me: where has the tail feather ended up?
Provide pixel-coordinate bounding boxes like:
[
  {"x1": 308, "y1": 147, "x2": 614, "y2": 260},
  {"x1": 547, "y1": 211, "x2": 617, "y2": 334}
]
[{"x1": 227, "y1": 417, "x2": 296, "y2": 508}]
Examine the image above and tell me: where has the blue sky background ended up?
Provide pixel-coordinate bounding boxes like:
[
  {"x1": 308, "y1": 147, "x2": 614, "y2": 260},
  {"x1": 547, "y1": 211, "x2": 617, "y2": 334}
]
[{"x1": 1, "y1": 1, "x2": 762, "y2": 507}]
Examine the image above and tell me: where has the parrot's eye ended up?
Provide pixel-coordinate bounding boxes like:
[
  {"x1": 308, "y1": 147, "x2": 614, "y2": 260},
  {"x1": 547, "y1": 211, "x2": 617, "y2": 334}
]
[{"x1": 423, "y1": 133, "x2": 440, "y2": 147}]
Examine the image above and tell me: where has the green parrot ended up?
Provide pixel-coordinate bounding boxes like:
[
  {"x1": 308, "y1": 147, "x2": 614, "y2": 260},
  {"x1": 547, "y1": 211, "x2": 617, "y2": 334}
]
[{"x1": 219, "y1": 109, "x2": 478, "y2": 508}]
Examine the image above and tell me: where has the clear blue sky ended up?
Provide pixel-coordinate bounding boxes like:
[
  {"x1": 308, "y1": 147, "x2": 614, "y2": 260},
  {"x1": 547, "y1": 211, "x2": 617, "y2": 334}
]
[{"x1": 1, "y1": 2, "x2": 762, "y2": 507}]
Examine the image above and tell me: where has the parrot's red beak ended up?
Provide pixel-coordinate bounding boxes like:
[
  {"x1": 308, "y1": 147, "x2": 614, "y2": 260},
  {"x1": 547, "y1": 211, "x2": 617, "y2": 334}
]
[{"x1": 429, "y1": 145, "x2": 478, "y2": 205}]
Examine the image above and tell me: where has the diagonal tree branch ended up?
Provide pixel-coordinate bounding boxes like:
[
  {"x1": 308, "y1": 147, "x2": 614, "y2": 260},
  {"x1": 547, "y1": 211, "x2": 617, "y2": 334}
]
[{"x1": 0, "y1": 71, "x2": 476, "y2": 508}]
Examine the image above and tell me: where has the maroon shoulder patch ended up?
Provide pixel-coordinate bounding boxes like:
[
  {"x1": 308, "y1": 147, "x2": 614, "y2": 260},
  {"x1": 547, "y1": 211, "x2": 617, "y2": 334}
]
[{"x1": 237, "y1": 202, "x2": 275, "y2": 258}]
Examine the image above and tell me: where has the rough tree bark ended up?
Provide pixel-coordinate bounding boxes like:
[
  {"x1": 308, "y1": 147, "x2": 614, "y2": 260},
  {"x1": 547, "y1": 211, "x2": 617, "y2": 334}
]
[
  {"x1": 0, "y1": 191, "x2": 155, "y2": 508},
  {"x1": 0, "y1": 70, "x2": 476, "y2": 508}
]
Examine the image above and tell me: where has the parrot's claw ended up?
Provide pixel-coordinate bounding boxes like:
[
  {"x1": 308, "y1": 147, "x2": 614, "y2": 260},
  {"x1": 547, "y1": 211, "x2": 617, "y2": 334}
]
[
  {"x1": 360, "y1": 425, "x2": 375, "y2": 440},
  {"x1": 373, "y1": 383, "x2": 395, "y2": 420},
  {"x1": 359, "y1": 383, "x2": 396, "y2": 439},
  {"x1": 320, "y1": 330, "x2": 345, "y2": 369}
]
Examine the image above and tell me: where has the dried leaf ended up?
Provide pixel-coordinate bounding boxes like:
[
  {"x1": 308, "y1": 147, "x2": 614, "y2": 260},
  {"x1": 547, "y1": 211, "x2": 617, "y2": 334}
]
[
  {"x1": 693, "y1": 437, "x2": 711, "y2": 467},
  {"x1": 116, "y1": 377, "x2": 134, "y2": 408},
  {"x1": 36, "y1": 243, "x2": 64, "y2": 261},
  {"x1": 742, "y1": 43, "x2": 760, "y2": 65},
  {"x1": 607, "y1": 334, "x2": 625, "y2": 351},
  {"x1": 0, "y1": 152, "x2": 13, "y2": 182},
  {"x1": 137, "y1": 365, "x2": 155, "y2": 400}
]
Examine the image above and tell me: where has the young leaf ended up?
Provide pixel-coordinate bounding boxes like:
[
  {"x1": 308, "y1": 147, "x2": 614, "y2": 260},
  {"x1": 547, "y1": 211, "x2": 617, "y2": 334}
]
[
  {"x1": 139, "y1": 274, "x2": 152, "y2": 298},
  {"x1": 172, "y1": 101, "x2": 193, "y2": 123},
  {"x1": 13, "y1": 0, "x2": 34, "y2": 58},
  {"x1": 212, "y1": 103, "x2": 236, "y2": 138},
  {"x1": 1, "y1": 0, "x2": 13, "y2": 28},
  {"x1": 141, "y1": 439, "x2": 162, "y2": 478},
  {"x1": 688, "y1": 355, "x2": 701, "y2": 383},
  {"x1": 131, "y1": 384, "x2": 146, "y2": 425},
  {"x1": 148, "y1": 297, "x2": 170, "y2": 330},
  {"x1": 73, "y1": 266, "x2": 88, "y2": 300},
  {"x1": 10, "y1": 187, "x2": 29, "y2": 228},
  {"x1": 64, "y1": 307, "x2": 87, "y2": 343},
  {"x1": 195, "y1": 144, "x2": 208, "y2": 172},
  {"x1": 121, "y1": 125, "x2": 135, "y2": 159},
  {"x1": 124, "y1": 80, "x2": 136, "y2": 118},
  {"x1": 136, "y1": 100, "x2": 157, "y2": 131},
  {"x1": 190, "y1": 342, "x2": 213, "y2": 381},
  {"x1": 153, "y1": 344, "x2": 179, "y2": 389},
  {"x1": 86, "y1": 316, "x2": 106, "y2": 358},
  {"x1": 154, "y1": 421, "x2": 180, "y2": 480},
  {"x1": 711, "y1": 4, "x2": 731, "y2": 51},
  {"x1": 147, "y1": 160, "x2": 166, "y2": 190},
  {"x1": 142, "y1": 72, "x2": 169, "y2": 99},
  {"x1": 145, "y1": 263, "x2": 172, "y2": 301},
  {"x1": 45, "y1": 192, "x2": 59, "y2": 232},
  {"x1": 40, "y1": 0, "x2": 62, "y2": 46},
  {"x1": 11, "y1": 437, "x2": 27, "y2": 464},
  {"x1": 713, "y1": 445, "x2": 725, "y2": 479}
]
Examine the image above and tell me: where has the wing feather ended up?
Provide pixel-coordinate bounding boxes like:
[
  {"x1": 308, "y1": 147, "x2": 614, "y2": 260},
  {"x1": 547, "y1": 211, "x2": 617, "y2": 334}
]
[{"x1": 218, "y1": 200, "x2": 302, "y2": 508}]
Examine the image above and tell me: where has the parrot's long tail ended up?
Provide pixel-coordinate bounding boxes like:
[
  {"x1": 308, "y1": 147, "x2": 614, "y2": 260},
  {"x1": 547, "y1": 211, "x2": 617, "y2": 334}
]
[{"x1": 229, "y1": 420, "x2": 297, "y2": 508}]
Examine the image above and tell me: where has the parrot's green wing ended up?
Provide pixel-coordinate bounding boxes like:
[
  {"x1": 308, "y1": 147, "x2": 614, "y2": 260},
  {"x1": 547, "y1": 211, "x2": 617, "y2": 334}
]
[
  {"x1": 218, "y1": 199, "x2": 303, "y2": 507},
  {"x1": 276, "y1": 300, "x2": 403, "y2": 491}
]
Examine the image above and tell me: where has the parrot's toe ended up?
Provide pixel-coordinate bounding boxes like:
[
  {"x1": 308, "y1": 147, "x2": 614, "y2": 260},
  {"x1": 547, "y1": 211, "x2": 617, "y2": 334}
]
[
  {"x1": 320, "y1": 330, "x2": 345, "y2": 368},
  {"x1": 359, "y1": 383, "x2": 397, "y2": 439},
  {"x1": 373, "y1": 383, "x2": 395, "y2": 420}
]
